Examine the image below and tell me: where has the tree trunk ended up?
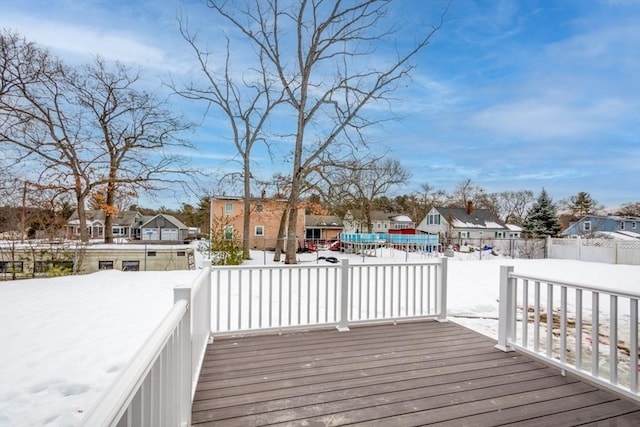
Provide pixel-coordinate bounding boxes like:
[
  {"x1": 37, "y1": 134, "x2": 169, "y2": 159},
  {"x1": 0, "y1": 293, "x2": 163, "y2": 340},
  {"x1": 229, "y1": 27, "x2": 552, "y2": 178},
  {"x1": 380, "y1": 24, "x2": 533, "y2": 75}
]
[
  {"x1": 284, "y1": 178, "x2": 302, "y2": 264},
  {"x1": 273, "y1": 208, "x2": 288, "y2": 262},
  {"x1": 75, "y1": 191, "x2": 89, "y2": 243},
  {"x1": 242, "y1": 159, "x2": 251, "y2": 259}
]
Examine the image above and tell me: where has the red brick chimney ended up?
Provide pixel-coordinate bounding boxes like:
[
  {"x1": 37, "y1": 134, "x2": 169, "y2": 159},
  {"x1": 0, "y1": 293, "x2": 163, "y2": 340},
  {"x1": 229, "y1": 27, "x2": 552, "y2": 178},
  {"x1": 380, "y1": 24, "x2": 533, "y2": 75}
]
[{"x1": 467, "y1": 201, "x2": 473, "y2": 215}]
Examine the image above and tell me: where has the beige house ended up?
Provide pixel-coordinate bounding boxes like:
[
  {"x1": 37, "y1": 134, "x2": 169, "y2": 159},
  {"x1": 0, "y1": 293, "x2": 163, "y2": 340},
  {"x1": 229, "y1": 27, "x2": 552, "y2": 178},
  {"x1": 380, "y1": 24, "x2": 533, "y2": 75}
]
[
  {"x1": 0, "y1": 245, "x2": 195, "y2": 279},
  {"x1": 211, "y1": 196, "x2": 305, "y2": 250},
  {"x1": 304, "y1": 215, "x2": 343, "y2": 241}
]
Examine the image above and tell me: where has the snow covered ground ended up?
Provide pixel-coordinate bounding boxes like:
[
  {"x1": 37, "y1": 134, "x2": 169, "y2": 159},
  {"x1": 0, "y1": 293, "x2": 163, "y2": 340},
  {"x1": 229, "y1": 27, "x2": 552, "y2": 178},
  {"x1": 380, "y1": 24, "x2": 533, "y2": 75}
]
[{"x1": 0, "y1": 247, "x2": 638, "y2": 426}]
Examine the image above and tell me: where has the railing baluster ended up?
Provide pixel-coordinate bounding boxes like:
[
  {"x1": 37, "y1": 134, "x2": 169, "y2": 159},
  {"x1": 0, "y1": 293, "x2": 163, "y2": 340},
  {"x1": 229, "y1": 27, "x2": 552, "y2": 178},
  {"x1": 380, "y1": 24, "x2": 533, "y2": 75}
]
[
  {"x1": 522, "y1": 279, "x2": 529, "y2": 347},
  {"x1": 238, "y1": 271, "x2": 242, "y2": 330},
  {"x1": 534, "y1": 281, "x2": 540, "y2": 353},
  {"x1": 576, "y1": 289, "x2": 583, "y2": 370},
  {"x1": 631, "y1": 299, "x2": 638, "y2": 394},
  {"x1": 259, "y1": 270, "x2": 263, "y2": 329},
  {"x1": 316, "y1": 269, "x2": 320, "y2": 323},
  {"x1": 248, "y1": 269, "x2": 253, "y2": 328},
  {"x1": 560, "y1": 286, "x2": 567, "y2": 364},
  {"x1": 592, "y1": 291, "x2": 600, "y2": 377},
  {"x1": 546, "y1": 283, "x2": 553, "y2": 358},
  {"x1": 609, "y1": 295, "x2": 618, "y2": 385}
]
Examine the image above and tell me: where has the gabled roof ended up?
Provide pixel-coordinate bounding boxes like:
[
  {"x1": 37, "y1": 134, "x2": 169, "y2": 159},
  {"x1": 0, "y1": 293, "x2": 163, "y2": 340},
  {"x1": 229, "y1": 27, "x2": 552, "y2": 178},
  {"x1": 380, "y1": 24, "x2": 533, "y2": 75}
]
[
  {"x1": 305, "y1": 215, "x2": 343, "y2": 228},
  {"x1": 67, "y1": 209, "x2": 141, "y2": 226},
  {"x1": 434, "y1": 207, "x2": 507, "y2": 230},
  {"x1": 141, "y1": 213, "x2": 189, "y2": 230}
]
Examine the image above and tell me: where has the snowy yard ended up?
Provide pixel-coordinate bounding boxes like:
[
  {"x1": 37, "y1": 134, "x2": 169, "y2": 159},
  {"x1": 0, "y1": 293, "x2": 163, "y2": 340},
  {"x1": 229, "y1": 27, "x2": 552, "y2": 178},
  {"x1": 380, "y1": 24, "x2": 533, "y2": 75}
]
[{"x1": 0, "y1": 248, "x2": 638, "y2": 426}]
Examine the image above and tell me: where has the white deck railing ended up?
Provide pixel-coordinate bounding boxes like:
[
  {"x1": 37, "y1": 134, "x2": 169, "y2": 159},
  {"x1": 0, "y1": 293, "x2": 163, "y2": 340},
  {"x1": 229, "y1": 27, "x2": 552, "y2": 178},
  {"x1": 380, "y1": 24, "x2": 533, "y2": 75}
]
[
  {"x1": 211, "y1": 258, "x2": 448, "y2": 335},
  {"x1": 496, "y1": 265, "x2": 639, "y2": 402},
  {"x1": 81, "y1": 267, "x2": 211, "y2": 426}
]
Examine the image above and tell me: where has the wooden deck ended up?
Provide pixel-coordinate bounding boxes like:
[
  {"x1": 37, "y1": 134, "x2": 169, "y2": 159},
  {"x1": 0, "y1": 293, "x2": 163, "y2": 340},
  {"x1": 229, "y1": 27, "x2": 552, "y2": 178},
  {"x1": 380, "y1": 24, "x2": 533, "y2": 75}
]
[{"x1": 192, "y1": 321, "x2": 640, "y2": 426}]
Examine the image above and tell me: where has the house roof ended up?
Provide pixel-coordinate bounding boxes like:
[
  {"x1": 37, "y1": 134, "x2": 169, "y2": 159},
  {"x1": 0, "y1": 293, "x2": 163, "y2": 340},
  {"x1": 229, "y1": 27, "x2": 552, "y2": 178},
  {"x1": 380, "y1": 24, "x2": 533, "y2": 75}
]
[
  {"x1": 347, "y1": 210, "x2": 414, "y2": 222},
  {"x1": 305, "y1": 215, "x2": 343, "y2": 228},
  {"x1": 141, "y1": 214, "x2": 189, "y2": 230},
  {"x1": 67, "y1": 209, "x2": 141, "y2": 226},
  {"x1": 434, "y1": 207, "x2": 507, "y2": 230}
]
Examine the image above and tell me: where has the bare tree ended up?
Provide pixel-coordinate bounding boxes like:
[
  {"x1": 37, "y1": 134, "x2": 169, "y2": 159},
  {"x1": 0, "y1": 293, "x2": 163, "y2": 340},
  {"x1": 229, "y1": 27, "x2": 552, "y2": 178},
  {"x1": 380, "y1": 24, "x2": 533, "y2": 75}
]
[
  {"x1": 206, "y1": 0, "x2": 446, "y2": 263},
  {"x1": 325, "y1": 157, "x2": 410, "y2": 232},
  {"x1": 1, "y1": 32, "x2": 194, "y2": 243},
  {"x1": 0, "y1": 31, "x2": 94, "y2": 241},
  {"x1": 445, "y1": 179, "x2": 498, "y2": 214},
  {"x1": 173, "y1": 27, "x2": 286, "y2": 258},
  {"x1": 73, "y1": 58, "x2": 194, "y2": 243},
  {"x1": 493, "y1": 190, "x2": 534, "y2": 224}
]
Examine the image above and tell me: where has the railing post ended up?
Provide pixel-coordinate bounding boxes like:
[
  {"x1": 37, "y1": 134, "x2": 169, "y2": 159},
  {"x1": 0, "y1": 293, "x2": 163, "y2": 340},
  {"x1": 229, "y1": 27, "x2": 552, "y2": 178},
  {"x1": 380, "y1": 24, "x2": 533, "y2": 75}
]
[
  {"x1": 174, "y1": 287, "x2": 192, "y2": 427},
  {"x1": 437, "y1": 257, "x2": 448, "y2": 322},
  {"x1": 336, "y1": 258, "x2": 350, "y2": 332},
  {"x1": 496, "y1": 265, "x2": 515, "y2": 352}
]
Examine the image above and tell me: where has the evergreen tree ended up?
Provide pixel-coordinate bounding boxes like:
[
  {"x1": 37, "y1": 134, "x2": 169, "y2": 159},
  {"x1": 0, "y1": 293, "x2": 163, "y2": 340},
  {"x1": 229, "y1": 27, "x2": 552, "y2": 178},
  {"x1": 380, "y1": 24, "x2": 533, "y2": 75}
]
[
  {"x1": 566, "y1": 191, "x2": 602, "y2": 218},
  {"x1": 523, "y1": 189, "x2": 562, "y2": 237}
]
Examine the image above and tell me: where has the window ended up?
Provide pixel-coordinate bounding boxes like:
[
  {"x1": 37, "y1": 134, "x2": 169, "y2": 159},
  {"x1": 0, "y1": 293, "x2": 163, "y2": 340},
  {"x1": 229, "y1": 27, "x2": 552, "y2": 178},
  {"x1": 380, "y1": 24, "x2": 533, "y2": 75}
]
[
  {"x1": 225, "y1": 203, "x2": 233, "y2": 215},
  {"x1": 256, "y1": 204, "x2": 264, "y2": 212},
  {"x1": 583, "y1": 221, "x2": 591, "y2": 231},
  {"x1": 147, "y1": 251, "x2": 157, "y2": 257},
  {"x1": 122, "y1": 260, "x2": 140, "y2": 271},
  {"x1": 255, "y1": 225, "x2": 264, "y2": 236},
  {"x1": 99, "y1": 261, "x2": 114, "y2": 270},
  {"x1": 633, "y1": 222, "x2": 637, "y2": 230},
  {"x1": 495, "y1": 232, "x2": 504, "y2": 238},
  {"x1": 223, "y1": 225, "x2": 234, "y2": 240},
  {"x1": 306, "y1": 228, "x2": 321, "y2": 239},
  {"x1": 620, "y1": 222, "x2": 625, "y2": 230},
  {"x1": 177, "y1": 251, "x2": 186, "y2": 257},
  {"x1": 458, "y1": 231, "x2": 469, "y2": 238},
  {"x1": 427, "y1": 214, "x2": 441, "y2": 225},
  {"x1": 0, "y1": 261, "x2": 23, "y2": 273}
]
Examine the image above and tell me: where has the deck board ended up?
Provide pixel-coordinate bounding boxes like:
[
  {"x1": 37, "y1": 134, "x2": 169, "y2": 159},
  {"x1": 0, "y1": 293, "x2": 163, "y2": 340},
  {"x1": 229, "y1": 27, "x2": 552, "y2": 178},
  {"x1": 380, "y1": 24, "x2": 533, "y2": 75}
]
[{"x1": 192, "y1": 321, "x2": 640, "y2": 426}]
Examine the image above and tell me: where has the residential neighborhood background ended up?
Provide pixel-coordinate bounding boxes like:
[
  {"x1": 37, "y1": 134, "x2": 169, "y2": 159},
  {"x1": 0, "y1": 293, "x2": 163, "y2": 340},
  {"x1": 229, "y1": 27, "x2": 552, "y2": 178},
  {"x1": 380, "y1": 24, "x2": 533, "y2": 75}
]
[{"x1": 1, "y1": 188, "x2": 639, "y2": 280}]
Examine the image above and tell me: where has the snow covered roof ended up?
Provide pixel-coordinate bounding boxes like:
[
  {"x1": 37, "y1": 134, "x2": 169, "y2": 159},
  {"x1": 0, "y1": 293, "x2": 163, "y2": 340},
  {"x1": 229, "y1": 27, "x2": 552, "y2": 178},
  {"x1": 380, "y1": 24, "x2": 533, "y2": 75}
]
[{"x1": 435, "y1": 207, "x2": 508, "y2": 230}]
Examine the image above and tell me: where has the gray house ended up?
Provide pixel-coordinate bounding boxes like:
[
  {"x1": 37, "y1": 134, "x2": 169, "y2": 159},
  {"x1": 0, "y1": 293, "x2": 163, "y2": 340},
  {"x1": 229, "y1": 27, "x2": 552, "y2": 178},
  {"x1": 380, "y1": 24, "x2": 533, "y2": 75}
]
[
  {"x1": 417, "y1": 203, "x2": 509, "y2": 240},
  {"x1": 67, "y1": 210, "x2": 144, "y2": 240},
  {"x1": 140, "y1": 214, "x2": 190, "y2": 241},
  {"x1": 562, "y1": 215, "x2": 640, "y2": 239}
]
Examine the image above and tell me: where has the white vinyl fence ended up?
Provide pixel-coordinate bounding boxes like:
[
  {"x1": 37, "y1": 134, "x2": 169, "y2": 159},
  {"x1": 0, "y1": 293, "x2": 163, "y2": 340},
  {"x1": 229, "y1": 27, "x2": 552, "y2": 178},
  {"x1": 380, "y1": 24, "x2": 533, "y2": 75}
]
[
  {"x1": 81, "y1": 267, "x2": 211, "y2": 427},
  {"x1": 496, "y1": 265, "x2": 639, "y2": 403},
  {"x1": 548, "y1": 237, "x2": 640, "y2": 265},
  {"x1": 211, "y1": 258, "x2": 448, "y2": 335}
]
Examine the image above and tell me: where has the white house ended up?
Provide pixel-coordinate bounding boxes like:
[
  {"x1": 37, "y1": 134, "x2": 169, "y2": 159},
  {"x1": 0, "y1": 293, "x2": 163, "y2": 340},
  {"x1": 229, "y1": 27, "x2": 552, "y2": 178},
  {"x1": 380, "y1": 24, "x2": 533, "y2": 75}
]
[{"x1": 417, "y1": 202, "x2": 510, "y2": 240}]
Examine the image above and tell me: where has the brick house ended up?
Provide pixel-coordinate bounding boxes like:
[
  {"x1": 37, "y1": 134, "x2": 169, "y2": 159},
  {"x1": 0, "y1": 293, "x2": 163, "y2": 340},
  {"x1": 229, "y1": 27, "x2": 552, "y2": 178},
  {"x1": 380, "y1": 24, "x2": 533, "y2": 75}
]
[{"x1": 211, "y1": 196, "x2": 305, "y2": 250}]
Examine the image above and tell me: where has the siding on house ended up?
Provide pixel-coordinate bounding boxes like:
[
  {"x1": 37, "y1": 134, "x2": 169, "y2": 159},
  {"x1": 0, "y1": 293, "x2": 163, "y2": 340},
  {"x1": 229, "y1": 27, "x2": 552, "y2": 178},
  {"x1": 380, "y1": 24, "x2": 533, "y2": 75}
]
[
  {"x1": 305, "y1": 215, "x2": 343, "y2": 241},
  {"x1": 140, "y1": 214, "x2": 190, "y2": 241},
  {"x1": 562, "y1": 215, "x2": 640, "y2": 239},
  {"x1": 417, "y1": 205, "x2": 509, "y2": 239},
  {"x1": 211, "y1": 196, "x2": 305, "y2": 249}
]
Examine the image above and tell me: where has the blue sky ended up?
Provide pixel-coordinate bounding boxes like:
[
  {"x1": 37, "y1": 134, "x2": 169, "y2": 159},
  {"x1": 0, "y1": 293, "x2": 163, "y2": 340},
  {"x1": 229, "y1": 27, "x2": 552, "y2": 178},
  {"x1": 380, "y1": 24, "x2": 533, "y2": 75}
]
[{"x1": 2, "y1": 0, "x2": 639, "y2": 209}]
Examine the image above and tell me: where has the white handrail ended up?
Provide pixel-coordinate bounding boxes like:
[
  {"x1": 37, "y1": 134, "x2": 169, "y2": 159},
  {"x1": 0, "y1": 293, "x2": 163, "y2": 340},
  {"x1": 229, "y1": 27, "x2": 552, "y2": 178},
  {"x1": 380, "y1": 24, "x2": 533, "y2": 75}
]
[
  {"x1": 496, "y1": 266, "x2": 640, "y2": 403},
  {"x1": 81, "y1": 300, "x2": 189, "y2": 426},
  {"x1": 82, "y1": 267, "x2": 211, "y2": 426}
]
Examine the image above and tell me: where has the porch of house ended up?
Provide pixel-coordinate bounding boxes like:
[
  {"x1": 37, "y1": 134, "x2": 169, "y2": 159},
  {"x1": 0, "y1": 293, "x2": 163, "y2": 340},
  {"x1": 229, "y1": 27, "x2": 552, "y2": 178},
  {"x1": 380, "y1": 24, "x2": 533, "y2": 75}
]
[{"x1": 191, "y1": 320, "x2": 640, "y2": 426}]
